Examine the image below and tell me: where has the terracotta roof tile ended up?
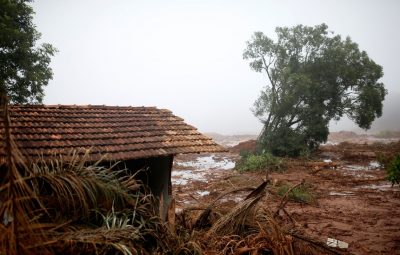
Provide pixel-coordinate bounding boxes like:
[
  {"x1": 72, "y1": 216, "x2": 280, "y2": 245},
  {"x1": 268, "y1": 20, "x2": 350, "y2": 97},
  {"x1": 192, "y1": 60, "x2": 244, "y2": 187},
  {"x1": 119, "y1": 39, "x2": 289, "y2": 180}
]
[{"x1": 0, "y1": 105, "x2": 226, "y2": 163}]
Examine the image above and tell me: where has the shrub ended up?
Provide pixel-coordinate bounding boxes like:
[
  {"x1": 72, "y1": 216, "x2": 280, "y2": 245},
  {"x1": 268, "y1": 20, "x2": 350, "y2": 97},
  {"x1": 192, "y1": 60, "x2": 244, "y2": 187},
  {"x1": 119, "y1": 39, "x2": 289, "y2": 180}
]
[
  {"x1": 257, "y1": 127, "x2": 311, "y2": 157},
  {"x1": 235, "y1": 151, "x2": 284, "y2": 173},
  {"x1": 376, "y1": 152, "x2": 392, "y2": 168},
  {"x1": 387, "y1": 154, "x2": 400, "y2": 186},
  {"x1": 276, "y1": 183, "x2": 313, "y2": 203}
]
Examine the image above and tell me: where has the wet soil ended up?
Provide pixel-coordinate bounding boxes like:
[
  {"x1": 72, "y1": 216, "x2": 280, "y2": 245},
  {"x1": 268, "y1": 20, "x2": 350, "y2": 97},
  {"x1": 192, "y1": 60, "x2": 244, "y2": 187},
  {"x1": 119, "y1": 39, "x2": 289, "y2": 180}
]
[{"x1": 172, "y1": 142, "x2": 400, "y2": 254}]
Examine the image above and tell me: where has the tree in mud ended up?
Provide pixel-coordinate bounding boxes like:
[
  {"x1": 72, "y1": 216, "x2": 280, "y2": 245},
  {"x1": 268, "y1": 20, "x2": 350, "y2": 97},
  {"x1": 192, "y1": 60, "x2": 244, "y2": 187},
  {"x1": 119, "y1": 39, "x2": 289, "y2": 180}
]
[
  {"x1": 0, "y1": 0, "x2": 57, "y2": 104},
  {"x1": 243, "y1": 24, "x2": 386, "y2": 156}
]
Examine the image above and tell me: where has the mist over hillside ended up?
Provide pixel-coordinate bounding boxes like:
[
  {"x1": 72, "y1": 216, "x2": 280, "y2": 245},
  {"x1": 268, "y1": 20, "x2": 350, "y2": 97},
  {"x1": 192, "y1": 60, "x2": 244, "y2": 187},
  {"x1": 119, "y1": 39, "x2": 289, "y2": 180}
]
[
  {"x1": 206, "y1": 130, "x2": 400, "y2": 147},
  {"x1": 204, "y1": 133, "x2": 257, "y2": 147}
]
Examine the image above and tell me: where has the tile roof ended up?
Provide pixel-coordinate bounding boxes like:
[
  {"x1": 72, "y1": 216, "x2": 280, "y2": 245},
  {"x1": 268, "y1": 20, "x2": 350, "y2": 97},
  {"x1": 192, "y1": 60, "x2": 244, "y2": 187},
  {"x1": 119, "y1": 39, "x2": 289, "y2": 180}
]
[{"x1": 0, "y1": 105, "x2": 226, "y2": 162}]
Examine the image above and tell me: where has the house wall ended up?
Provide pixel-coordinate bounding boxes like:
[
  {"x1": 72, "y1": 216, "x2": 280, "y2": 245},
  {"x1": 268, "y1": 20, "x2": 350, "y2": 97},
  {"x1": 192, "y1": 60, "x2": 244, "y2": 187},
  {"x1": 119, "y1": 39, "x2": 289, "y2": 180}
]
[
  {"x1": 114, "y1": 155, "x2": 173, "y2": 219},
  {"x1": 146, "y1": 155, "x2": 173, "y2": 218}
]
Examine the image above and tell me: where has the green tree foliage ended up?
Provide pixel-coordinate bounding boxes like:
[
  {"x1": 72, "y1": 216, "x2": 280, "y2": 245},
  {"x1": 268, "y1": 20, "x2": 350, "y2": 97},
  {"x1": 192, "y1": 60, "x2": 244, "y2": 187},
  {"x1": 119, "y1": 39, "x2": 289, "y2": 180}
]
[
  {"x1": 0, "y1": 0, "x2": 56, "y2": 104},
  {"x1": 244, "y1": 24, "x2": 386, "y2": 156}
]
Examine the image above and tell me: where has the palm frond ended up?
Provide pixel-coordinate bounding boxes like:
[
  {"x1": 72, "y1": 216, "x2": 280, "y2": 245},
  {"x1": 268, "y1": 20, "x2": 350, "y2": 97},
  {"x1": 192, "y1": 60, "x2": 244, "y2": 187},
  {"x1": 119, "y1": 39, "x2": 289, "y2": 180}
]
[
  {"x1": 28, "y1": 151, "x2": 145, "y2": 220},
  {"x1": 48, "y1": 227, "x2": 140, "y2": 255}
]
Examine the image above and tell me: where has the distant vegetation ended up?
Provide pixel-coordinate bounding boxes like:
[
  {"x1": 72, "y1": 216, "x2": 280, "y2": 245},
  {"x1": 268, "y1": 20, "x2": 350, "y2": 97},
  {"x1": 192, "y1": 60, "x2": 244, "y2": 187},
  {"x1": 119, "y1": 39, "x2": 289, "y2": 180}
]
[
  {"x1": 244, "y1": 23, "x2": 386, "y2": 157},
  {"x1": 374, "y1": 130, "x2": 400, "y2": 139}
]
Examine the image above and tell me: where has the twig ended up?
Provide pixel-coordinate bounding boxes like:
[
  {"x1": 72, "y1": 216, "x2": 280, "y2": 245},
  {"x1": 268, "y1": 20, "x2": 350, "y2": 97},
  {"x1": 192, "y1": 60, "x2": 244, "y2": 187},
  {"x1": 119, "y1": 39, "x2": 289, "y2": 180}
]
[
  {"x1": 274, "y1": 180, "x2": 304, "y2": 217},
  {"x1": 245, "y1": 180, "x2": 269, "y2": 200},
  {"x1": 209, "y1": 187, "x2": 256, "y2": 207}
]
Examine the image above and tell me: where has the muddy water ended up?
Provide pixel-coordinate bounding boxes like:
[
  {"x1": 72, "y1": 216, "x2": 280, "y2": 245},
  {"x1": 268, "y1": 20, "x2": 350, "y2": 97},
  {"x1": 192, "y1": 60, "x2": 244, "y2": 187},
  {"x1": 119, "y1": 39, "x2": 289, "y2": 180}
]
[{"x1": 172, "y1": 154, "x2": 235, "y2": 186}]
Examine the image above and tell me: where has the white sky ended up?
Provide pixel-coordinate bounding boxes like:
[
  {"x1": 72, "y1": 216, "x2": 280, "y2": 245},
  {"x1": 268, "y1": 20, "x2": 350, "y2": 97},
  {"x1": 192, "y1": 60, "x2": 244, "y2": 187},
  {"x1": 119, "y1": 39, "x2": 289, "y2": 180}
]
[{"x1": 32, "y1": 0, "x2": 400, "y2": 135}]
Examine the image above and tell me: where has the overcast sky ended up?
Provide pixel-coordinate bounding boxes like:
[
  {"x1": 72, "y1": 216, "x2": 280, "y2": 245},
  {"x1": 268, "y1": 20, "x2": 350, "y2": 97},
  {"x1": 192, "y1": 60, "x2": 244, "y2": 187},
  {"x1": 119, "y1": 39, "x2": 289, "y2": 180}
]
[{"x1": 32, "y1": 0, "x2": 400, "y2": 135}]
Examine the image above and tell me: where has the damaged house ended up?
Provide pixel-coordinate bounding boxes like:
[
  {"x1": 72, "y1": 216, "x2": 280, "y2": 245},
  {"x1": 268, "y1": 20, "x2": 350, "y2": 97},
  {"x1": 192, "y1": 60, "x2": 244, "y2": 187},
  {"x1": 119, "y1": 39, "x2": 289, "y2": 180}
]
[{"x1": 0, "y1": 105, "x2": 225, "y2": 212}]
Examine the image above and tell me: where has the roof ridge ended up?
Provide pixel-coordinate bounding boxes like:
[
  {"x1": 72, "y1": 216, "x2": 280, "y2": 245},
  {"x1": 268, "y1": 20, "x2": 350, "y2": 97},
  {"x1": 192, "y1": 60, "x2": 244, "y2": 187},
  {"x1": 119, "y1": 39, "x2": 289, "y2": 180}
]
[{"x1": 10, "y1": 104, "x2": 159, "y2": 109}]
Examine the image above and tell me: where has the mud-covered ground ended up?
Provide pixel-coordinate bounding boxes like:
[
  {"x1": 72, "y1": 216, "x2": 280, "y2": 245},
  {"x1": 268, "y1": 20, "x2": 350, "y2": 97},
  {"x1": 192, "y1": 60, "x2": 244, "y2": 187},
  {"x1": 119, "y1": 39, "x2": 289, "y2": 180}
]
[{"x1": 172, "y1": 140, "x2": 400, "y2": 254}]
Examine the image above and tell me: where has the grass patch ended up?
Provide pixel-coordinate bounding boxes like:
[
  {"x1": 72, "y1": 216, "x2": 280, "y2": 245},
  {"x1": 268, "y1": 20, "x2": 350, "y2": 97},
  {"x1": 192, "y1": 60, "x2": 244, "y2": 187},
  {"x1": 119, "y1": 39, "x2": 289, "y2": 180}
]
[
  {"x1": 235, "y1": 151, "x2": 285, "y2": 173},
  {"x1": 387, "y1": 154, "x2": 400, "y2": 186},
  {"x1": 276, "y1": 183, "x2": 314, "y2": 203}
]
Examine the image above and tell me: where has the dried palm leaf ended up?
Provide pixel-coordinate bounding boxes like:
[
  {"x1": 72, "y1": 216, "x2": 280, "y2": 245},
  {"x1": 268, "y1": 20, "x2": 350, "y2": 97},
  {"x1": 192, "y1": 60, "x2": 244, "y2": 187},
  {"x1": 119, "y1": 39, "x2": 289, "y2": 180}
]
[
  {"x1": 0, "y1": 96, "x2": 49, "y2": 255},
  {"x1": 207, "y1": 181, "x2": 268, "y2": 236},
  {"x1": 28, "y1": 152, "x2": 143, "y2": 220}
]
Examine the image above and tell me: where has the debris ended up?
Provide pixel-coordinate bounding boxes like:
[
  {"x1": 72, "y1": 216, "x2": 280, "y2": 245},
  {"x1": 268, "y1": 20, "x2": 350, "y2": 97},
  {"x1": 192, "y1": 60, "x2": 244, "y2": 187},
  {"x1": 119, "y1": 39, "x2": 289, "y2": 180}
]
[
  {"x1": 305, "y1": 161, "x2": 339, "y2": 171},
  {"x1": 167, "y1": 199, "x2": 176, "y2": 232},
  {"x1": 329, "y1": 191, "x2": 354, "y2": 196},
  {"x1": 196, "y1": 191, "x2": 210, "y2": 196},
  {"x1": 368, "y1": 161, "x2": 381, "y2": 169},
  {"x1": 326, "y1": 238, "x2": 349, "y2": 249}
]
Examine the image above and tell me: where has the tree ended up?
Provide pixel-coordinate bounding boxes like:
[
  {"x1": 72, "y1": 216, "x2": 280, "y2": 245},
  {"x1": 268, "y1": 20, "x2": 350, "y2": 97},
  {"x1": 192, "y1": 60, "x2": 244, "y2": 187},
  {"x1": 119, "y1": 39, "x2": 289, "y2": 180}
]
[
  {"x1": 0, "y1": 0, "x2": 56, "y2": 104},
  {"x1": 243, "y1": 24, "x2": 386, "y2": 156}
]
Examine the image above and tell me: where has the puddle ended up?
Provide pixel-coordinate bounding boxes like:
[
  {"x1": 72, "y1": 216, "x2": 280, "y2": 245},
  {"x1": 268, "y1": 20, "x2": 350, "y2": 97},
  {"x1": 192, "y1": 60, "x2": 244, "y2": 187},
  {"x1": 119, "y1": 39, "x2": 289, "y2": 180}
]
[
  {"x1": 343, "y1": 172, "x2": 375, "y2": 178},
  {"x1": 357, "y1": 183, "x2": 395, "y2": 191},
  {"x1": 338, "y1": 163, "x2": 381, "y2": 179},
  {"x1": 176, "y1": 154, "x2": 235, "y2": 170},
  {"x1": 171, "y1": 170, "x2": 207, "y2": 185},
  {"x1": 324, "y1": 159, "x2": 333, "y2": 163},
  {"x1": 172, "y1": 154, "x2": 235, "y2": 186},
  {"x1": 329, "y1": 191, "x2": 354, "y2": 196},
  {"x1": 343, "y1": 165, "x2": 367, "y2": 171}
]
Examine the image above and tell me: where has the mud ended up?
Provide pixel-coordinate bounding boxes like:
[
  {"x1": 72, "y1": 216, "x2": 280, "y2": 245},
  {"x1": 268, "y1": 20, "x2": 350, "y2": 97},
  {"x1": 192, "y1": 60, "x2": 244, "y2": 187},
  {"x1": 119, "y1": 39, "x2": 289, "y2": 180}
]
[{"x1": 172, "y1": 141, "x2": 400, "y2": 254}]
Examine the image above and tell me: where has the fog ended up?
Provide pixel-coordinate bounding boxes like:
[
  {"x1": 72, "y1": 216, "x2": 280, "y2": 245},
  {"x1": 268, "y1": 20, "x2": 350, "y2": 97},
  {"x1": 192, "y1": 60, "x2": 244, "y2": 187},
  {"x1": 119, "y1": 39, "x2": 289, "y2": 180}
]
[{"x1": 33, "y1": 0, "x2": 400, "y2": 135}]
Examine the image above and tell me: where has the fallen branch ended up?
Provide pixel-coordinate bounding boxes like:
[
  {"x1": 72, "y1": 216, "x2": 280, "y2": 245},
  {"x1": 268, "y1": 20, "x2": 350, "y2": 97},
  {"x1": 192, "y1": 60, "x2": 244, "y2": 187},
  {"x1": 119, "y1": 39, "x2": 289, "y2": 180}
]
[
  {"x1": 207, "y1": 181, "x2": 269, "y2": 236},
  {"x1": 192, "y1": 187, "x2": 256, "y2": 230},
  {"x1": 290, "y1": 233, "x2": 344, "y2": 255}
]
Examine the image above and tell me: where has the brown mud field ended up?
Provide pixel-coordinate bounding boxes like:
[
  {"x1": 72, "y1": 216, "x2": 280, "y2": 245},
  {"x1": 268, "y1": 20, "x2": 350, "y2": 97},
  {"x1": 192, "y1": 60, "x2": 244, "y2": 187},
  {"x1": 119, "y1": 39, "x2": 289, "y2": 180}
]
[{"x1": 172, "y1": 141, "x2": 400, "y2": 254}]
